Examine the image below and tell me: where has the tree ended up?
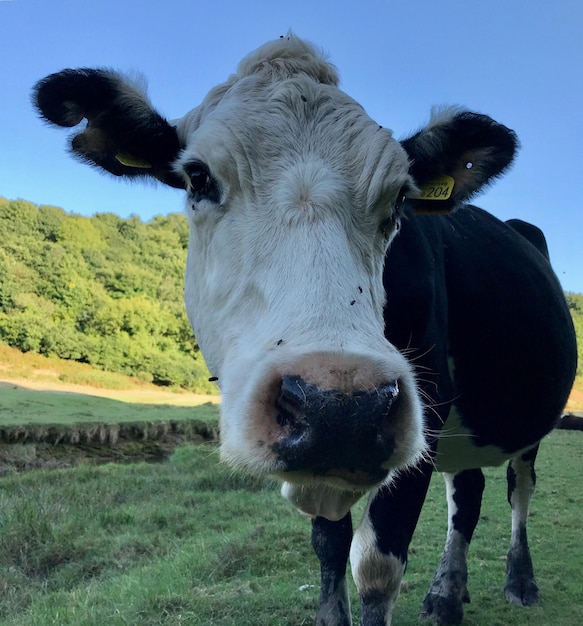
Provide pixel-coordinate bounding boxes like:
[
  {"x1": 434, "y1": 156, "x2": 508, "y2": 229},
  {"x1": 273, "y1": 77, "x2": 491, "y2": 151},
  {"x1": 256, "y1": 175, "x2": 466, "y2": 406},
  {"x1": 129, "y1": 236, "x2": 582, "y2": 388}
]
[{"x1": 0, "y1": 198, "x2": 211, "y2": 391}]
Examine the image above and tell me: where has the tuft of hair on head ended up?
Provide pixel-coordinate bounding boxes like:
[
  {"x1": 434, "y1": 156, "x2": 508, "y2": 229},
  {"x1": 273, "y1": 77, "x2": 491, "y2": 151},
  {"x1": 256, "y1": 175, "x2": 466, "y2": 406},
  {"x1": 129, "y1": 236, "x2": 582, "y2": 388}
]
[{"x1": 236, "y1": 31, "x2": 339, "y2": 86}]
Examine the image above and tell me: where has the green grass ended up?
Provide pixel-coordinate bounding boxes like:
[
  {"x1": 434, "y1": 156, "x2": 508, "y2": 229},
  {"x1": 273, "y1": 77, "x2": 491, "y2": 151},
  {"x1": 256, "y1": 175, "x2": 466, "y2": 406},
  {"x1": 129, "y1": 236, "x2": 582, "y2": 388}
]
[
  {"x1": 0, "y1": 386, "x2": 219, "y2": 427},
  {"x1": 0, "y1": 431, "x2": 582, "y2": 625}
]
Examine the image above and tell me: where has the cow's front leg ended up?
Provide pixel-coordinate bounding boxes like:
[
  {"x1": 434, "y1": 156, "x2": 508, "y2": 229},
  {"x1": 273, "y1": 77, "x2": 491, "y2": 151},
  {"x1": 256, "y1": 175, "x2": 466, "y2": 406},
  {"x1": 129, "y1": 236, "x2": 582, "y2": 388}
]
[
  {"x1": 421, "y1": 469, "x2": 485, "y2": 625},
  {"x1": 312, "y1": 514, "x2": 353, "y2": 626},
  {"x1": 281, "y1": 482, "x2": 361, "y2": 625},
  {"x1": 504, "y1": 444, "x2": 539, "y2": 606},
  {"x1": 350, "y1": 466, "x2": 433, "y2": 626}
]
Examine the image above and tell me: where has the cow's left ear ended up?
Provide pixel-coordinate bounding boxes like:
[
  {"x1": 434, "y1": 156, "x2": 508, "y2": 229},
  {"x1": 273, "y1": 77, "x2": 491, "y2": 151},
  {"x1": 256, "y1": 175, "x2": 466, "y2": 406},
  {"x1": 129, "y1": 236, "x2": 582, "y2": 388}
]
[
  {"x1": 401, "y1": 109, "x2": 519, "y2": 214},
  {"x1": 33, "y1": 69, "x2": 184, "y2": 189}
]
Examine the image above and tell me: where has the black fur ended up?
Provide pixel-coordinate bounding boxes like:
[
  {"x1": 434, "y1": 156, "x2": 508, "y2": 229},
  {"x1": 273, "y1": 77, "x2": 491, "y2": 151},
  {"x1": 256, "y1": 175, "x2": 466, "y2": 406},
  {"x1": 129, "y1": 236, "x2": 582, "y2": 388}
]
[
  {"x1": 33, "y1": 69, "x2": 183, "y2": 188},
  {"x1": 353, "y1": 208, "x2": 575, "y2": 625},
  {"x1": 312, "y1": 514, "x2": 353, "y2": 626},
  {"x1": 401, "y1": 112, "x2": 519, "y2": 214}
]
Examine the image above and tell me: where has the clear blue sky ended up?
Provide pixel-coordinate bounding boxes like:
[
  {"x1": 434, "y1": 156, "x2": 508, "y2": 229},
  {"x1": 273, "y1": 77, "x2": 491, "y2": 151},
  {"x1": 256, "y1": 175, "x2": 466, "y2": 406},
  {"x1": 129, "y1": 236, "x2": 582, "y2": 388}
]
[{"x1": 1, "y1": 0, "x2": 582, "y2": 292}]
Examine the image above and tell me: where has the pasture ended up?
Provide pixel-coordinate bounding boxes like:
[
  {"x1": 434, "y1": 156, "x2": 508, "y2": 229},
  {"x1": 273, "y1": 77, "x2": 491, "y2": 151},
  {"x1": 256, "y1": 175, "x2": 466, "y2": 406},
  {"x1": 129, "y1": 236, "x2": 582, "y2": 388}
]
[{"x1": 0, "y1": 389, "x2": 582, "y2": 625}]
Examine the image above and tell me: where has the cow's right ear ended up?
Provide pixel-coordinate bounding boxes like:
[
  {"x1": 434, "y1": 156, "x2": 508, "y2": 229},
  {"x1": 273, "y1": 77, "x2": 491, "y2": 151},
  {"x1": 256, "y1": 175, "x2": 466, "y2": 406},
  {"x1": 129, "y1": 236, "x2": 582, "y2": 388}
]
[{"x1": 33, "y1": 69, "x2": 184, "y2": 189}]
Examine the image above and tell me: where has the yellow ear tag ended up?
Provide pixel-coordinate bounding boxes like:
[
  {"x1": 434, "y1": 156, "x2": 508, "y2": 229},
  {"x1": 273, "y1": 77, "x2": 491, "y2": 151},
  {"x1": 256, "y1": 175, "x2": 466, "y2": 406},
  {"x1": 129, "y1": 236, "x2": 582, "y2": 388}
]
[
  {"x1": 115, "y1": 152, "x2": 152, "y2": 169},
  {"x1": 417, "y1": 175, "x2": 455, "y2": 200}
]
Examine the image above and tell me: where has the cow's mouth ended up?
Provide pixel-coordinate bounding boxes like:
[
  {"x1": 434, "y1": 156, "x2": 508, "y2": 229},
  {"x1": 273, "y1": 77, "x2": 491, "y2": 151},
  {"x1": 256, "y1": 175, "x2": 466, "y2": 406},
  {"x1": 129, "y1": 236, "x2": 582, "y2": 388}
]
[
  {"x1": 275, "y1": 466, "x2": 388, "y2": 489},
  {"x1": 321, "y1": 467, "x2": 388, "y2": 487}
]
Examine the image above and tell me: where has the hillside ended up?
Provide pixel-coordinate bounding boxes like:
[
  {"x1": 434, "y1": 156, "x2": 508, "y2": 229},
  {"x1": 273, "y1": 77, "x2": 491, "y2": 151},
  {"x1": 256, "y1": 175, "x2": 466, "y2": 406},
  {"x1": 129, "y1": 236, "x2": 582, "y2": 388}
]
[
  {"x1": 0, "y1": 197, "x2": 580, "y2": 394},
  {"x1": 0, "y1": 197, "x2": 213, "y2": 393},
  {"x1": 566, "y1": 292, "x2": 583, "y2": 381}
]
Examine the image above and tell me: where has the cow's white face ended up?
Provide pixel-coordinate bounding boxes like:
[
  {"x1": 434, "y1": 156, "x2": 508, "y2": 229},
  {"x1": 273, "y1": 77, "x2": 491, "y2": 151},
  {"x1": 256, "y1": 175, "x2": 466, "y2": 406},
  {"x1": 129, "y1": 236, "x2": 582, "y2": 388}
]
[
  {"x1": 34, "y1": 34, "x2": 518, "y2": 518},
  {"x1": 171, "y1": 61, "x2": 424, "y2": 492}
]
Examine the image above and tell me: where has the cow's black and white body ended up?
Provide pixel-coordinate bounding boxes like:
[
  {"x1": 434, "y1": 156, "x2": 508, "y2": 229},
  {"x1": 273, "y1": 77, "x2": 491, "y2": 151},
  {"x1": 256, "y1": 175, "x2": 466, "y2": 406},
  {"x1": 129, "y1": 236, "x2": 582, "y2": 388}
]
[
  {"x1": 33, "y1": 35, "x2": 577, "y2": 625},
  {"x1": 338, "y1": 207, "x2": 575, "y2": 624}
]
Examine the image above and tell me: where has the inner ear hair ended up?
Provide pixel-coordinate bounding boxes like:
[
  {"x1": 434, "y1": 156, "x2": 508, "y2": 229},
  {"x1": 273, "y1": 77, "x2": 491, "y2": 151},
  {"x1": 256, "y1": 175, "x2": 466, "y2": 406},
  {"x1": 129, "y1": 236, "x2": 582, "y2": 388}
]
[{"x1": 449, "y1": 147, "x2": 495, "y2": 196}]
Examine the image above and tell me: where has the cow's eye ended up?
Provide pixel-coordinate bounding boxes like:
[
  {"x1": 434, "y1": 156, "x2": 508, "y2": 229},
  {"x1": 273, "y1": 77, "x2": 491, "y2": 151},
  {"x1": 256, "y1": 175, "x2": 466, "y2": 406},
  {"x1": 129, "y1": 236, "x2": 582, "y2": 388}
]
[
  {"x1": 189, "y1": 165, "x2": 210, "y2": 192},
  {"x1": 185, "y1": 161, "x2": 220, "y2": 204},
  {"x1": 394, "y1": 184, "x2": 411, "y2": 217},
  {"x1": 379, "y1": 188, "x2": 408, "y2": 238},
  {"x1": 394, "y1": 195, "x2": 405, "y2": 218}
]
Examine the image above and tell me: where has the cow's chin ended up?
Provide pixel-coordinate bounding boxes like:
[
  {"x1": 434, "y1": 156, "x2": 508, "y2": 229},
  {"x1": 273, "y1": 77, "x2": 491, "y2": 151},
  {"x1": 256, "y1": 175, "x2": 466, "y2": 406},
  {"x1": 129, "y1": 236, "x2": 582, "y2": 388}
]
[{"x1": 280, "y1": 478, "x2": 390, "y2": 521}]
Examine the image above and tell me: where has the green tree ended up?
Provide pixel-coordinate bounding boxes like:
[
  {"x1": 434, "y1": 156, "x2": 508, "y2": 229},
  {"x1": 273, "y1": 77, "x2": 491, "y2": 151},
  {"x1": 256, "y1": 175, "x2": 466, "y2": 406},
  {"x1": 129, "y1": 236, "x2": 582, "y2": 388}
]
[
  {"x1": 0, "y1": 198, "x2": 209, "y2": 391},
  {"x1": 566, "y1": 293, "x2": 583, "y2": 378}
]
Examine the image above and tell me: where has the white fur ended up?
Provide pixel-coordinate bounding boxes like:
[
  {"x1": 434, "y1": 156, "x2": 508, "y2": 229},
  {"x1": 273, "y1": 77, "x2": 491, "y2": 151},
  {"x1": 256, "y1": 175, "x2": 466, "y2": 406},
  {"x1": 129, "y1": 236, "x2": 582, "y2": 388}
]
[
  {"x1": 172, "y1": 34, "x2": 424, "y2": 489},
  {"x1": 350, "y1": 494, "x2": 406, "y2": 624},
  {"x1": 435, "y1": 406, "x2": 531, "y2": 472},
  {"x1": 281, "y1": 481, "x2": 366, "y2": 521}
]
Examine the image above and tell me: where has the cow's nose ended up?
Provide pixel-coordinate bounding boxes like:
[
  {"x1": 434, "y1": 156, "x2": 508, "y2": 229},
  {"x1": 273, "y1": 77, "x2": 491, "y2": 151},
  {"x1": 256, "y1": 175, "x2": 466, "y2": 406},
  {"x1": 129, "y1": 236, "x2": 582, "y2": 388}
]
[{"x1": 271, "y1": 374, "x2": 400, "y2": 484}]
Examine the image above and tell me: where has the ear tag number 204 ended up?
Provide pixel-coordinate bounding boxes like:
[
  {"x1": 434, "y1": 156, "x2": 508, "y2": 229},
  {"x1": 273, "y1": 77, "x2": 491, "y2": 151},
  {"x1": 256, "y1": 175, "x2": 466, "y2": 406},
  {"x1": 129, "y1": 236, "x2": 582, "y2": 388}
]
[{"x1": 417, "y1": 175, "x2": 455, "y2": 200}]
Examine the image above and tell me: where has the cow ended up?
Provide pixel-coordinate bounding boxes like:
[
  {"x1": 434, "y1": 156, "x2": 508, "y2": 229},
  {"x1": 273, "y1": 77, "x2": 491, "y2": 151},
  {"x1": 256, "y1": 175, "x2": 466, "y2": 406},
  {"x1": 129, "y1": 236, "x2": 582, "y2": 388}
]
[
  {"x1": 557, "y1": 413, "x2": 583, "y2": 431},
  {"x1": 33, "y1": 34, "x2": 577, "y2": 625}
]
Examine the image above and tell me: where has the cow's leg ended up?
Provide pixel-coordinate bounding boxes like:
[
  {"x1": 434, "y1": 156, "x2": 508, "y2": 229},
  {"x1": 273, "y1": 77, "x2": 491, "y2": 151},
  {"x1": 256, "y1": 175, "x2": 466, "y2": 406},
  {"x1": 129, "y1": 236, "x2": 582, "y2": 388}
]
[
  {"x1": 504, "y1": 444, "x2": 539, "y2": 606},
  {"x1": 350, "y1": 466, "x2": 433, "y2": 626},
  {"x1": 312, "y1": 513, "x2": 353, "y2": 626},
  {"x1": 421, "y1": 469, "x2": 485, "y2": 625}
]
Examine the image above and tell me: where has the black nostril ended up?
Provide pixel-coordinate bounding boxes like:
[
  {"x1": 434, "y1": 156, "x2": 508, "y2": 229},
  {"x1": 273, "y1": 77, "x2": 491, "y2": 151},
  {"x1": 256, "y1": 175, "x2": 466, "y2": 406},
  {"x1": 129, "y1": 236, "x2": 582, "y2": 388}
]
[
  {"x1": 276, "y1": 375, "x2": 307, "y2": 426},
  {"x1": 378, "y1": 380, "x2": 399, "y2": 403},
  {"x1": 272, "y1": 375, "x2": 402, "y2": 479}
]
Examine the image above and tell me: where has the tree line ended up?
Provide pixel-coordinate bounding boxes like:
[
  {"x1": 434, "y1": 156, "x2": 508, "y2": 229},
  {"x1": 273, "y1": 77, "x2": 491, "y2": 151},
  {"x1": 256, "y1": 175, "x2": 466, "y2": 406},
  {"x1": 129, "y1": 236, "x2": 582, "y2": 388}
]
[
  {"x1": 0, "y1": 197, "x2": 581, "y2": 391},
  {"x1": 0, "y1": 197, "x2": 213, "y2": 392},
  {"x1": 566, "y1": 291, "x2": 583, "y2": 379}
]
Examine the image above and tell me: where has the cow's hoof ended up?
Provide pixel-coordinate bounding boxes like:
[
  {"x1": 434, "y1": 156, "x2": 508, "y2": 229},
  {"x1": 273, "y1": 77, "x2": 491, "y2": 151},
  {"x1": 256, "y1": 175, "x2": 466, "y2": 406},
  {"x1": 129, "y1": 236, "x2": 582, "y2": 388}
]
[
  {"x1": 420, "y1": 593, "x2": 464, "y2": 625},
  {"x1": 315, "y1": 615, "x2": 351, "y2": 626},
  {"x1": 314, "y1": 601, "x2": 352, "y2": 626},
  {"x1": 504, "y1": 578, "x2": 539, "y2": 606}
]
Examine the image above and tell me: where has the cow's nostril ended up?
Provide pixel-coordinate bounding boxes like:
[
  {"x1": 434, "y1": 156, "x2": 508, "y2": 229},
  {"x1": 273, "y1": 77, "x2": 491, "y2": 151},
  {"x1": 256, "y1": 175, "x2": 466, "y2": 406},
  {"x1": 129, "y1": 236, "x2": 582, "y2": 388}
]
[
  {"x1": 378, "y1": 380, "x2": 399, "y2": 407},
  {"x1": 276, "y1": 375, "x2": 307, "y2": 426},
  {"x1": 271, "y1": 373, "x2": 403, "y2": 480}
]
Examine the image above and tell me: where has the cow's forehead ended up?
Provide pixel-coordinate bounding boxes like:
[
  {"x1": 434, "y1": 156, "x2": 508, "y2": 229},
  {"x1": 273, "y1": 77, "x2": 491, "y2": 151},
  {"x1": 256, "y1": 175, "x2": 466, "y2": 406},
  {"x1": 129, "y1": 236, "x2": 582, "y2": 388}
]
[
  {"x1": 172, "y1": 35, "x2": 410, "y2": 195},
  {"x1": 175, "y1": 73, "x2": 410, "y2": 206},
  {"x1": 181, "y1": 75, "x2": 378, "y2": 146}
]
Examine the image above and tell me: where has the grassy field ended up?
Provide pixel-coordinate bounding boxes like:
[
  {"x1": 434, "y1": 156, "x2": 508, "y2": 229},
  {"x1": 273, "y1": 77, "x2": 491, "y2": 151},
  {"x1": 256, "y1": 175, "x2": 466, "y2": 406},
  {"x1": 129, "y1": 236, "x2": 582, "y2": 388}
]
[
  {"x1": 1, "y1": 429, "x2": 582, "y2": 625},
  {"x1": 0, "y1": 345, "x2": 581, "y2": 624}
]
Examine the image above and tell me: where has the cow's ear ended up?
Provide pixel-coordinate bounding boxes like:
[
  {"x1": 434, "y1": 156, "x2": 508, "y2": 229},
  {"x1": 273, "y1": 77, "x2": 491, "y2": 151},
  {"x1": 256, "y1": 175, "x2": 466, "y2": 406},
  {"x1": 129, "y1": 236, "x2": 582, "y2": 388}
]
[
  {"x1": 401, "y1": 109, "x2": 519, "y2": 214},
  {"x1": 33, "y1": 69, "x2": 184, "y2": 189}
]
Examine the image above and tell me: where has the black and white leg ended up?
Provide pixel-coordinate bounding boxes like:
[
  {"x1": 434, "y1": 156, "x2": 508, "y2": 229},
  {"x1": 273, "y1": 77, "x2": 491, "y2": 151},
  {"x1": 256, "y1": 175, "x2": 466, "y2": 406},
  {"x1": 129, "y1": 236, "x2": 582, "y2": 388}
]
[
  {"x1": 282, "y1": 482, "x2": 362, "y2": 625},
  {"x1": 312, "y1": 513, "x2": 353, "y2": 626},
  {"x1": 504, "y1": 444, "x2": 539, "y2": 606},
  {"x1": 421, "y1": 469, "x2": 485, "y2": 625},
  {"x1": 350, "y1": 465, "x2": 434, "y2": 626}
]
